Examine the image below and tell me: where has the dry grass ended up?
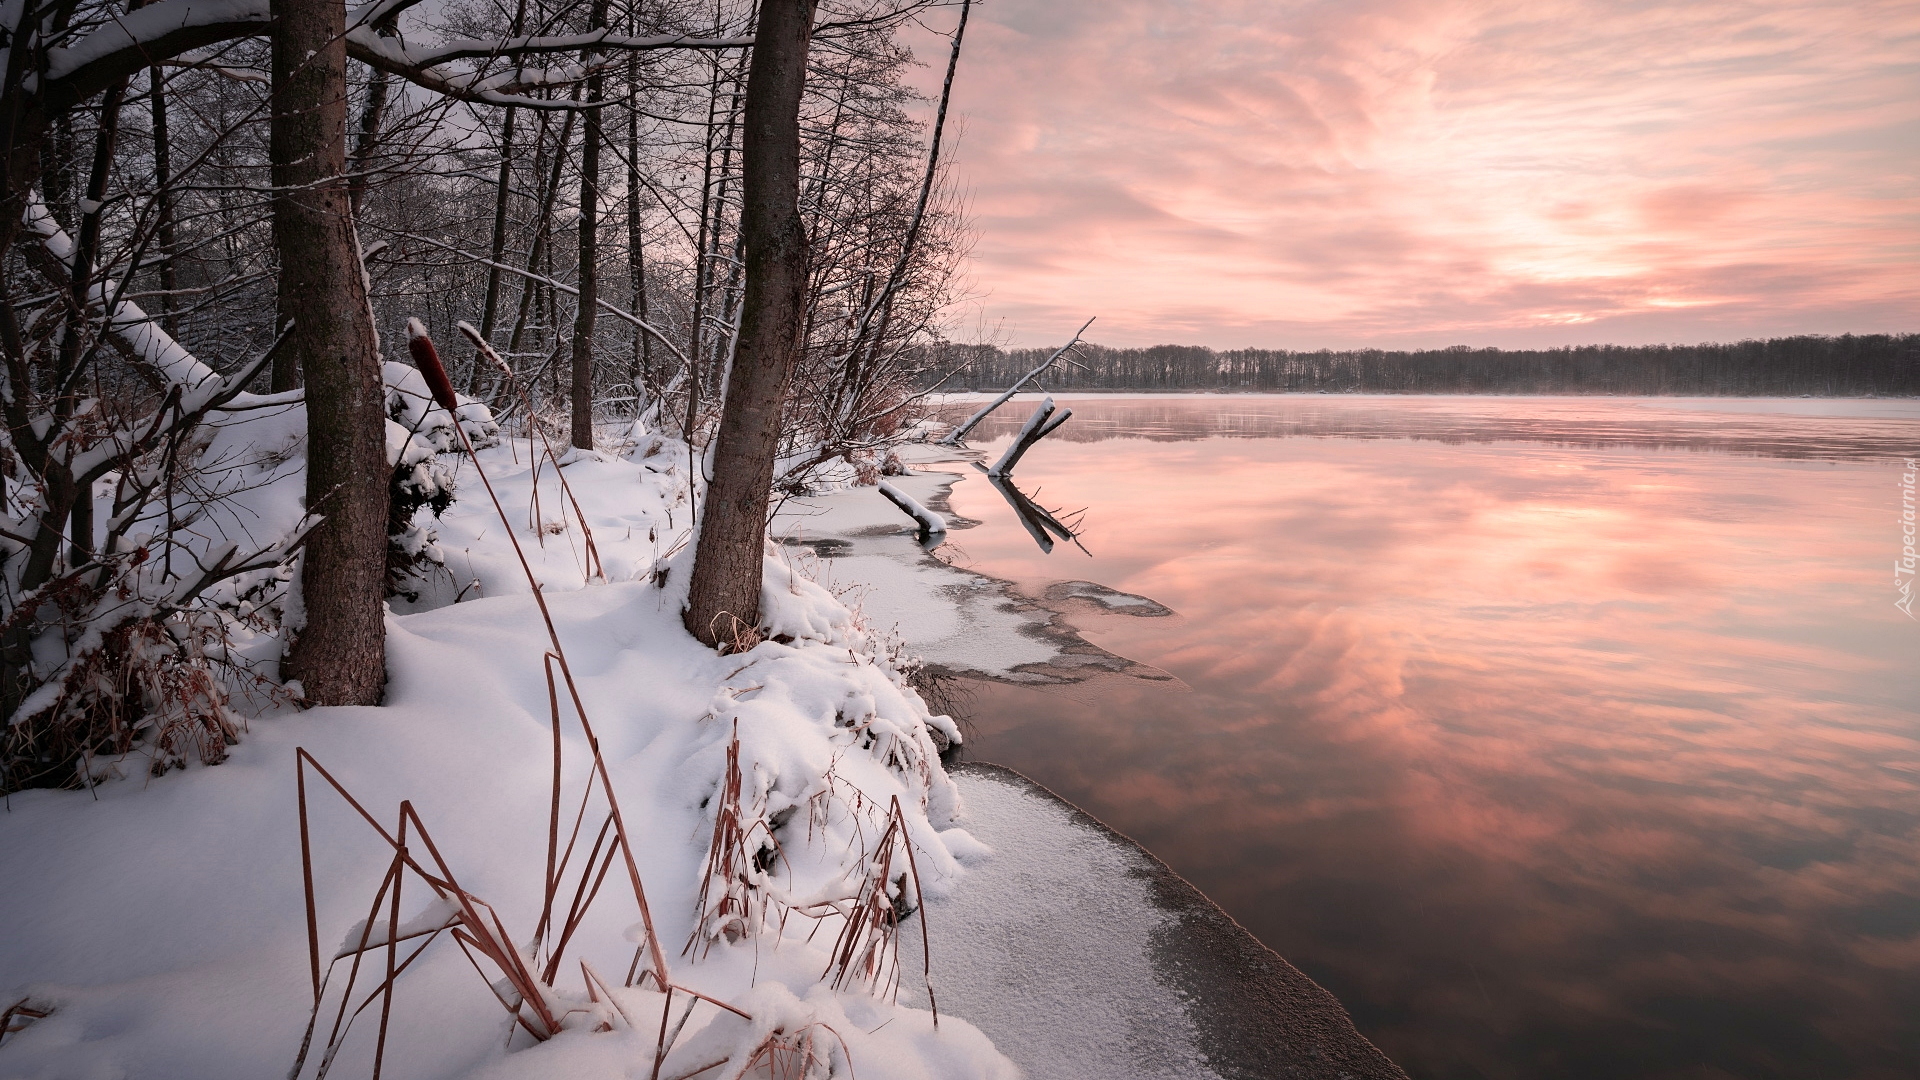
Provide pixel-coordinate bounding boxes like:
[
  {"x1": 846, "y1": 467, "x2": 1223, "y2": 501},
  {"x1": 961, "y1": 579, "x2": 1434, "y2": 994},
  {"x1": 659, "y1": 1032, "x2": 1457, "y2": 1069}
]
[
  {"x1": 687, "y1": 722, "x2": 786, "y2": 959},
  {"x1": 291, "y1": 330, "x2": 683, "y2": 1077},
  {"x1": 0, "y1": 997, "x2": 52, "y2": 1048},
  {"x1": 283, "y1": 330, "x2": 946, "y2": 1076},
  {"x1": 3, "y1": 602, "x2": 295, "y2": 792}
]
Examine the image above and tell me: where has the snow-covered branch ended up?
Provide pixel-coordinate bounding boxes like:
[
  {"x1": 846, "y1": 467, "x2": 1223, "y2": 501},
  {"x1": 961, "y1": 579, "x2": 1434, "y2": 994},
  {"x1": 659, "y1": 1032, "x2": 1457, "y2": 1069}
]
[
  {"x1": 987, "y1": 396, "x2": 1070, "y2": 478},
  {"x1": 353, "y1": 28, "x2": 753, "y2": 71},
  {"x1": 877, "y1": 479, "x2": 945, "y2": 537},
  {"x1": 941, "y1": 317, "x2": 1094, "y2": 446},
  {"x1": 20, "y1": 192, "x2": 233, "y2": 401},
  {"x1": 66, "y1": 326, "x2": 289, "y2": 482},
  {"x1": 33, "y1": 0, "x2": 751, "y2": 115}
]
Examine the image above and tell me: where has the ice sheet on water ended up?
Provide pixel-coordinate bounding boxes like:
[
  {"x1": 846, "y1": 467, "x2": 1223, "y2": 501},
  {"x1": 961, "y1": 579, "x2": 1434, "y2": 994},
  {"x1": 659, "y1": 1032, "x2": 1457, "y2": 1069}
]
[{"x1": 897, "y1": 769, "x2": 1222, "y2": 1080}]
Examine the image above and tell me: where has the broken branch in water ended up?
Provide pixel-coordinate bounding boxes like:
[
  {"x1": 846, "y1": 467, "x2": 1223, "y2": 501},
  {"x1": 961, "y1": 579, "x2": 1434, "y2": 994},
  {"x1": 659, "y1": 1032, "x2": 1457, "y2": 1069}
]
[
  {"x1": 988, "y1": 397, "x2": 1071, "y2": 478},
  {"x1": 877, "y1": 480, "x2": 947, "y2": 545},
  {"x1": 940, "y1": 316, "x2": 1094, "y2": 445}
]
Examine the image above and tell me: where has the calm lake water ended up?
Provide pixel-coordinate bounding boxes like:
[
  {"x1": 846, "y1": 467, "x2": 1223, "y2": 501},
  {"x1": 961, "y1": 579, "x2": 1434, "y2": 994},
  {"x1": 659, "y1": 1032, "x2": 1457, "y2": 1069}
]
[{"x1": 935, "y1": 396, "x2": 1919, "y2": 1080}]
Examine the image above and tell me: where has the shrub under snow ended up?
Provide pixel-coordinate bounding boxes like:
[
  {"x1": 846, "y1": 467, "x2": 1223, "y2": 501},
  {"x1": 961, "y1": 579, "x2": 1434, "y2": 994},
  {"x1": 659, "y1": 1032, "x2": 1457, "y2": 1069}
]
[{"x1": 0, "y1": 397, "x2": 1014, "y2": 1080}]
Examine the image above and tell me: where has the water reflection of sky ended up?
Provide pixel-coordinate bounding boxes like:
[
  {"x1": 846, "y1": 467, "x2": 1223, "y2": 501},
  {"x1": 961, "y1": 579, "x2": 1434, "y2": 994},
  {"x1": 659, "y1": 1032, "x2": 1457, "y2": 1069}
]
[{"x1": 940, "y1": 397, "x2": 1919, "y2": 1080}]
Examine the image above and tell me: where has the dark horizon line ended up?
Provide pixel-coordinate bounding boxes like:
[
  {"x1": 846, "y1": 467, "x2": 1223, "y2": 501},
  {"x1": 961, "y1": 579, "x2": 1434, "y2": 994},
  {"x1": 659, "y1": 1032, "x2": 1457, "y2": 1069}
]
[{"x1": 953, "y1": 331, "x2": 1919, "y2": 356}]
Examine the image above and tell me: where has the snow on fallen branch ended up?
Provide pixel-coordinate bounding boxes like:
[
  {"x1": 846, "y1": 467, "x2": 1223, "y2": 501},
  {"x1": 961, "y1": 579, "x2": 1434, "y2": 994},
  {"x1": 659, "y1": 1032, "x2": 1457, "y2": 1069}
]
[
  {"x1": 19, "y1": 191, "x2": 262, "y2": 406},
  {"x1": 877, "y1": 480, "x2": 945, "y2": 538},
  {"x1": 64, "y1": 324, "x2": 292, "y2": 481},
  {"x1": 987, "y1": 396, "x2": 1070, "y2": 478},
  {"x1": 940, "y1": 316, "x2": 1093, "y2": 446}
]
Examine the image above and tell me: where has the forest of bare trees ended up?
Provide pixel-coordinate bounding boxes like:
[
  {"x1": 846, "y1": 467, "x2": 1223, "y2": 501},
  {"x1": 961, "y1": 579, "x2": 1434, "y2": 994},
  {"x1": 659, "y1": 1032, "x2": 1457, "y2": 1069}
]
[
  {"x1": 0, "y1": 0, "x2": 970, "y2": 788},
  {"x1": 931, "y1": 334, "x2": 1920, "y2": 397}
]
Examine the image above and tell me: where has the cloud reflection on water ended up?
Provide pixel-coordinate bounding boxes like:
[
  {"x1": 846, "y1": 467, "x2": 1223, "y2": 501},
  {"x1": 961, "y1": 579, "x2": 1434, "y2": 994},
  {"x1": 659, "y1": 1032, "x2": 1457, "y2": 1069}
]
[{"x1": 941, "y1": 398, "x2": 1919, "y2": 1079}]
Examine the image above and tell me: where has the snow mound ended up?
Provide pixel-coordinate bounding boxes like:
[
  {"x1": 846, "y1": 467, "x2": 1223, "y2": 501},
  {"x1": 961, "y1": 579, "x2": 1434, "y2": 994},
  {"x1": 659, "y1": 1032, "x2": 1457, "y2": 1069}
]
[{"x1": 0, "y1": 430, "x2": 1011, "y2": 1079}]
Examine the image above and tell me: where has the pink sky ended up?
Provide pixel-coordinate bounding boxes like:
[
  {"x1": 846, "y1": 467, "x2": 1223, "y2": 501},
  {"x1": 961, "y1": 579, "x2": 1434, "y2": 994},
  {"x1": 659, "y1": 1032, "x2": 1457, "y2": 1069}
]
[{"x1": 909, "y1": 0, "x2": 1920, "y2": 349}]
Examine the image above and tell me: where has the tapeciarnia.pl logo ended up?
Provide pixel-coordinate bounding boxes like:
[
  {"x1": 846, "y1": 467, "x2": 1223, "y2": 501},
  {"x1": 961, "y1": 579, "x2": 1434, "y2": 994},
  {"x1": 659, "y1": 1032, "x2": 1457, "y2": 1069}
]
[{"x1": 1898, "y1": 458, "x2": 1918, "y2": 619}]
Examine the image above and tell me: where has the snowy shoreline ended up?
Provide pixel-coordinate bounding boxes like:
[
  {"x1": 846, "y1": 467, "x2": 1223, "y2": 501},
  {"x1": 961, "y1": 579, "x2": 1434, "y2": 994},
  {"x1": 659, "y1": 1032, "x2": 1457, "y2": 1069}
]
[
  {"x1": 911, "y1": 763, "x2": 1408, "y2": 1080},
  {"x1": 774, "y1": 446, "x2": 1412, "y2": 1076},
  {"x1": 772, "y1": 442, "x2": 1182, "y2": 689},
  {"x1": 1, "y1": 431, "x2": 1017, "y2": 1079},
  {"x1": 0, "y1": 414, "x2": 1401, "y2": 1079}
]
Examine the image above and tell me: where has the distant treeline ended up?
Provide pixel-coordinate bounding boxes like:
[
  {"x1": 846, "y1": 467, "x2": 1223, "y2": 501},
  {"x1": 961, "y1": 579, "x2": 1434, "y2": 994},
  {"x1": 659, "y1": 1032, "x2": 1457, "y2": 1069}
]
[{"x1": 920, "y1": 334, "x2": 1918, "y2": 396}]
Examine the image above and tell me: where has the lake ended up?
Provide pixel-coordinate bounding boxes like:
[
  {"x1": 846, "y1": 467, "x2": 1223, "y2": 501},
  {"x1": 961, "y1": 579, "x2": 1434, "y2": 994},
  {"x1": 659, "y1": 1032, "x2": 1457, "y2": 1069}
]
[{"x1": 932, "y1": 395, "x2": 1919, "y2": 1080}]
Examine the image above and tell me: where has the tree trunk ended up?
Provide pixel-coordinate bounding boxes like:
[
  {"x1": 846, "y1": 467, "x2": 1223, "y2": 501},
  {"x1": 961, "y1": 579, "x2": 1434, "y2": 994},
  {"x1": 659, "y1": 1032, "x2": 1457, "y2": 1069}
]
[
  {"x1": 506, "y1": 103, "x2": 576, "y2": 372},
  {"x1": 683, "y1": 0, "x2": 816, "y2": 648},
  {"x1": 683, "y1": 60, "x2": 722, "y2": 439},
  {"x1": 626, "y1": 51, "x2": 651, "y2": 406},
  {"x1": 472, "y1": 105, "x2": 517, "y2": 391},
  {"x1": 148, "y1": 62, "x2": 178, "y2": 334},
  {"x1": 346, "y1": 17, "x2": 397, "y2": 216},
  {"x1": 274, "y1": 0, "x2": 389, "y2": 705},
  {"x1": 569, "y1": 0, "x2": 610, "y2": 450},
  {"x1": 59, "y1": 76, "x2": 130, "y2": 566},
  {"x1": 471, "y1": 0, "x2": 529, "y2": 394}
]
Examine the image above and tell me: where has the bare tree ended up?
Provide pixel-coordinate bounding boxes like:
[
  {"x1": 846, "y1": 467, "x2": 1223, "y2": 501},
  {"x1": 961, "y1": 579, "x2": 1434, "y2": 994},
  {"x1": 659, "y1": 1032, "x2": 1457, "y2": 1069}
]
[
  {"x1": 684, "y1": 0, "x2": 817, "y2": 648},
  {"x1": 569, "y1": 0, "x2": 613, "y2": 449},
  {"x1": 0, "y1": 0, "x2": 971, "y2": 759},
  {"x1": 271, "y1": 0, "x2": 390, "y2": 704}
]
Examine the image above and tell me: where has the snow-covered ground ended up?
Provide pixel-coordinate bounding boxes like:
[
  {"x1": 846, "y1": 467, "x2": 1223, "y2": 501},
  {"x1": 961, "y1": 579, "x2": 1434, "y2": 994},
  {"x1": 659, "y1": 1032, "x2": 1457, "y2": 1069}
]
[
  {"x1": 770, "y1": 452, "x2": 1061, "y2": 682},
  {"x1": 0, "y1": 420, "x2": 1020, "y2": 1079},
  {"x1": 897, "y1": 767, "x2": 1219, "y2": 1080}
]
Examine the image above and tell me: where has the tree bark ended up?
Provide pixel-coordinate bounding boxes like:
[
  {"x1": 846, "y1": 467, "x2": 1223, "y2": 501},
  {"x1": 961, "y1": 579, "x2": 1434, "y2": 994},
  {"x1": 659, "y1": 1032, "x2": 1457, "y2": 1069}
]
[
  {"x1": 148, "y1": 62, "x2": 178, "y2": 334},
  {"x1": 625, "y1": 51, "x2": 652, "y2": 407},
  {"x1": 471, "y1": 0, "x2": 530, "y2": 394},
  {"x1": 347, "y1": 17, "x2": 397, "y2": 216},
  {"x1": 274, "y1": 0, "x2": 390, "y2": 705},
  {"x1": 506, "y1": 103, "x2": 577, "y2": 371},
  {"x1": 472, "y1": 105, "x2": 518, "y2": 392},
  {"x1": 58, "y1": 76, "x2": 131, "y2": 567},
  {"x1": 683, "y1": 0, "x2": 816, "y2": 648},
  {"x1": 569, "y1": 0, "x2": 611, "y2": 450}
]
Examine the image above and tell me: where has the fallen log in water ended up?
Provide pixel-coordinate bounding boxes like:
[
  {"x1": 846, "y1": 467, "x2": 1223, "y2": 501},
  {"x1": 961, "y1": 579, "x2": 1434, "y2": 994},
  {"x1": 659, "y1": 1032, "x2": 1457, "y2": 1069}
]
[
  {"x1": 989, "y1": 397, "x2": 1072, "y2": 478},
  {"x1": 878, "y1": 479, "x2": 947, "y2": 544},
  {"x1": 941, "y1": 316, "x2": 1094, "y2": 446}
]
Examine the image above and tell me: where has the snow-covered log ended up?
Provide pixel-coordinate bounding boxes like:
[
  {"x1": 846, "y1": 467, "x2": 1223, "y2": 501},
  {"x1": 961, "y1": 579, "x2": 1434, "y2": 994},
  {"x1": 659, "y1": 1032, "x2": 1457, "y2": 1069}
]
[
  {"x1": 877, "y1": 479, "x2": 946, "y2": 537},
  {"x1": 987, "y1": 396, "x2": 1071, "y2": 478}
]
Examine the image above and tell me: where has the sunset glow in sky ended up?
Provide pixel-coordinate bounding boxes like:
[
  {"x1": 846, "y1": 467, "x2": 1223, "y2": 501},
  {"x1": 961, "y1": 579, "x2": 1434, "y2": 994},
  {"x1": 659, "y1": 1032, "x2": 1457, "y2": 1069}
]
[{"x1": 916, "y1": 0, "x2": 1920, "y2": 349}]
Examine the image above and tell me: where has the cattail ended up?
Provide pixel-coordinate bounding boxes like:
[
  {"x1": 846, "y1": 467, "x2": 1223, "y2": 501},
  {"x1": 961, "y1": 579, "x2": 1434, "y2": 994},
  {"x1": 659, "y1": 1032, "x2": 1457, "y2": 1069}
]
[{"x1": 406, "y1": 318, "x2": 460, "y2": 413}]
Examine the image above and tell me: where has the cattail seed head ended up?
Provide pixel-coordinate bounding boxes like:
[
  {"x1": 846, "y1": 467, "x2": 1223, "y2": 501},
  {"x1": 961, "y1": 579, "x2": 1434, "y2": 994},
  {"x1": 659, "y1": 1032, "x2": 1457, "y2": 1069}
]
[{"x1": 406, "y1": 318, "x2": 460, "y2": 414}]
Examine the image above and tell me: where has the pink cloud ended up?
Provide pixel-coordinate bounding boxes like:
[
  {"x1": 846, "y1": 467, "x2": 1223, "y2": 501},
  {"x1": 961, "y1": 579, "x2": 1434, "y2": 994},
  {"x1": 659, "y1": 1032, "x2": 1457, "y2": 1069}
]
[{"x1": 910, "y1": 0, "x2": 1920, "y2": 347}]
